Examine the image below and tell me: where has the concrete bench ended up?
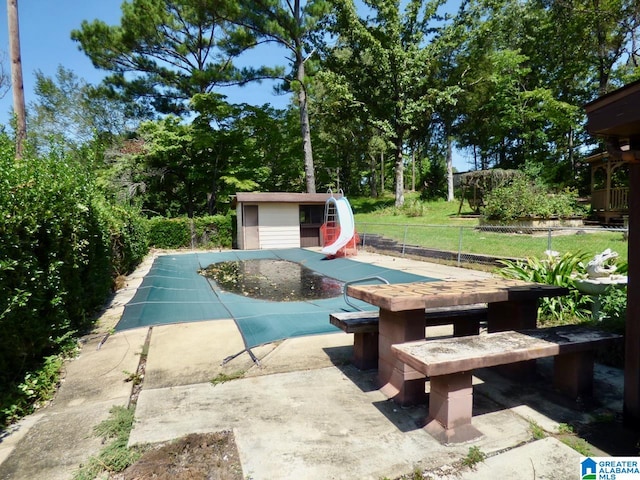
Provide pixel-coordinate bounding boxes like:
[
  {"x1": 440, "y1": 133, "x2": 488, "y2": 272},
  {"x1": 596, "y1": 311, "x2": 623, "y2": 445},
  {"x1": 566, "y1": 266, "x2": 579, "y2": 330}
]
[
  {"x1": 391, "y1": 325, "x2": 622, "y2": 444},
  {"x1": 330, "y1": 304, "x2": 487, "y2": 370}
]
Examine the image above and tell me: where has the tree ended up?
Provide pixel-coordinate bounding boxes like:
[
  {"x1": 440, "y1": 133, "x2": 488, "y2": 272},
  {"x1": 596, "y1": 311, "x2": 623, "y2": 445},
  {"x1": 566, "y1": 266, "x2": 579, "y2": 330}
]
[
  {"x1": 72, "y1": 0, "x2": 317, "y2": 200},
  {"x1": 115, "y1": 97, "x2": 305, "y2": 216},
  {"x1": 6, "y1": 0, "x2": 26, "y2": 158},
  {"x1": 513, "y1": 0, "x2": 639, "y2": 172},
  {"x1": 71, "y1": 0, "x2": 261, "y2": 117},
  {"x1": 310, "y1": 67, "x2": 383, "y2": 196},
  {"x1": 449, "y1": 0, "x2": 578, "y2": 181},
  {"x1": 189, "y1": 96, "x2": 308, "y2": 211},
  {"x1": 230, "y1": 0, "x2": 333, "y2": 193},
  {"x1": 323, "y1": 0, "x2": 453, "y2": 206},
  {"x1": 28, "y1": 66, "x2": 132, "y2": 154},
  {"x1": 228, "y1": 104, "x2": 306, "y2": 192}
]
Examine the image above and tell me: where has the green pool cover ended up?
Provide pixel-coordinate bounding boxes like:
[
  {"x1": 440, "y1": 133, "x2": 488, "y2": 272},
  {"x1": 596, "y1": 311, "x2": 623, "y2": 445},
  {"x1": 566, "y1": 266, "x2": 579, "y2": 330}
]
[{"x1": 117, "y1": 248, "x2": 437, "y2": 348}]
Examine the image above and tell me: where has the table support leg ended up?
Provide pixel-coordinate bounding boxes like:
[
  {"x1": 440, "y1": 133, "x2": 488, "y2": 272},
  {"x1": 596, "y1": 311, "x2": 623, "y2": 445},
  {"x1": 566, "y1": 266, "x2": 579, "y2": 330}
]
[
  {"x1": 353, "y1": 332, "x2": 378, "y2": 370},
  {"x1": 453, "y1": 319, "x2": 481, "y2": 337},
  {"x1": 378, "y1": 308, "x2": 426, "y2": 405},
  {"x1": 487, "y1": 299, "x2": 538, "y2": 331},
  {"x1": 424, "y1": 372, "x2": 483, "y2": 444},
  {"x1": 488, "y1": 299, "x2": 538, "y2": 378},
  {"x1": 554, "y1": 351, "x2": 595, "y2": 400}
]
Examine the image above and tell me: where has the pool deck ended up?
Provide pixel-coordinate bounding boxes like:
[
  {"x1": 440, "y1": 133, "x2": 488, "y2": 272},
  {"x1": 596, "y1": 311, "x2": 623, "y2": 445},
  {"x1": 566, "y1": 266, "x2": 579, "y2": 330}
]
[{"x1": 0, "y1": 248, "x2": 629, "y2": 479}]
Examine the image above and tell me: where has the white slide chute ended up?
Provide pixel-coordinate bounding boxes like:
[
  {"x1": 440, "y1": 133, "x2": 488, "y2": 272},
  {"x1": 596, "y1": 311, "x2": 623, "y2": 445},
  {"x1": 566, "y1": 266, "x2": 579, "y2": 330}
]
[{"x1": 321, "y1": 196, "x2": 356, "y2": 256}]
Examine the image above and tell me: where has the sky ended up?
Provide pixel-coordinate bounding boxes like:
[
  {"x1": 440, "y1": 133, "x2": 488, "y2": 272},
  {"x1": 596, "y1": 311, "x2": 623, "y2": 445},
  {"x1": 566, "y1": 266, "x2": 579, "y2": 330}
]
[{"x1": 0, "y1": 0, "x2": 471, "y2": 171}]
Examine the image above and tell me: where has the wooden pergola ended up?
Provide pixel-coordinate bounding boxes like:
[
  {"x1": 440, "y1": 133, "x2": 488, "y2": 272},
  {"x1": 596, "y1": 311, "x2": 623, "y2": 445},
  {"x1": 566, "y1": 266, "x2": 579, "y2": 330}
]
[{"x1": 585, "y1": 79, "x2": 640, "y2": 428}]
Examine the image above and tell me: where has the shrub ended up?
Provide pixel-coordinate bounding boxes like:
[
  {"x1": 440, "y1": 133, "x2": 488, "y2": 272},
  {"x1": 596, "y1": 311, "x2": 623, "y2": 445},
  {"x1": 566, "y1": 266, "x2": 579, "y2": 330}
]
[
  {"x1": 401, "y1": 198, "x2": 428, "y2": 218},
  {"x1": 597, "y1": 285, "x2": 627, "y2": 367},
  {"x1": 146, "y1": 217, "x2": 191, "y2": 248},
  {"x1": 146, "y1": 215, "x2": 233, "y2": 249},
  {"x1": 458, "y1": 169, "x2": 523, "y2": 213},
  {"x1": 483, "y1": 176, "x2": 585, "y2": 221},
  {"x1": 0, "y1": 135, "x2": 148, "y2": 426},
  {"x1": 598, "y1": 286, "x2": 627, "y2": 326},
  {"x1": 192, "y1": 215, "x2": 233, "y2": 248},
  {"x1": 95, "y1": 199, "x2": 149, "y2": 277}
]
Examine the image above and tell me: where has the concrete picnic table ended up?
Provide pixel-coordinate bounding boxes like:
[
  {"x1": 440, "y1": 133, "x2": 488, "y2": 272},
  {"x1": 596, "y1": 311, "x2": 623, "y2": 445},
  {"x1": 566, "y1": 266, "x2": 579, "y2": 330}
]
[{"x1": 346, "y1": 278, "x2": 569, "y2": 405}]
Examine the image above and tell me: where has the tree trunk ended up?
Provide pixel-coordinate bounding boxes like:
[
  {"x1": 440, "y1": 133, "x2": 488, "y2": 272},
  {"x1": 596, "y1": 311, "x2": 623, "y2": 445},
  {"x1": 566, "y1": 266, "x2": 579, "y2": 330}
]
[
  {"x1": 473, "y1": 145, "x2": 478, "y2": 170},
  {"x1": 446, "y1": 134, "x2": 454, "y2": 202},
  {"x1": 394, "y1": 138, "x2": 404, "y2": 207},
  {"x1": 410, "y1": 147, "x2": 415, "y2": 192},
  {"x1": 207, "y1": 155, "x2": 219, "y2": 215},
  {"x1": 186, "y1": 181, "x2": 194, "y2": 219},
  {"x1": 7, "y1": 0, "x2": 26, "y2": 159},
  {"x1": 295, "y1": 32, "x2": 315, "y2": 193},
  {"x1": 568, "y1": 126, "x2": 574, "y2": 178},
  {"x1": 380, "y1": 152, "x2": 385, "y2": 193},
  {"x1": 368, "y1": 153, "x2": 378, "y2": 197}
]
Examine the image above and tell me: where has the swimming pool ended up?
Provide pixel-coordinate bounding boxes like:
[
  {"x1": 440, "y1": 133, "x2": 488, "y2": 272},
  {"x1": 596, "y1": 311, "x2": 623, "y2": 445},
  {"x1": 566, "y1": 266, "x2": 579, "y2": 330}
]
[{"x1": 116, "y1": 248, "x2": 436, "y2": 348}]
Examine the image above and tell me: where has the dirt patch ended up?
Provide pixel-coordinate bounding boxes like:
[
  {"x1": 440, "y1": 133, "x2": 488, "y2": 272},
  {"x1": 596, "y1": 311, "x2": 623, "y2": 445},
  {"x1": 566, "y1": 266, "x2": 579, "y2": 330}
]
[{"x1": 112, "y1": 431, "x2": 243, "y2": 480}]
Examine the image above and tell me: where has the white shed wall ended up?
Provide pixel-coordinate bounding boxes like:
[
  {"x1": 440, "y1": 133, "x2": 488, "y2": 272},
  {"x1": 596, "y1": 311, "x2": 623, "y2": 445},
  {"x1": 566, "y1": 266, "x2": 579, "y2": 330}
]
[
  {"x1": 258, "y1": 203, "x2": 300, "y2": 249},
  {"x1": 236, "y1": 204, "x2": 244, "y2": 250}
]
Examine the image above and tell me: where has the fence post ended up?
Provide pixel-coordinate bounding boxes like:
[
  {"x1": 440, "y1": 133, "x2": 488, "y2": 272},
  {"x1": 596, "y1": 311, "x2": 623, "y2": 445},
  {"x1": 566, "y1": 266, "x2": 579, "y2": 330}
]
[
  {"x1": 547, "y1": 228, "x2": 552, "y2": 253},
  {"x1": 361, "y1": 223, "x2": 367, "y2": 248},
  {"x1": 402, "y1": 225, "x2": 408, "y2": 256},
  {"x1": 457, "y1": 226, "x2": 463, "y2": 266}
]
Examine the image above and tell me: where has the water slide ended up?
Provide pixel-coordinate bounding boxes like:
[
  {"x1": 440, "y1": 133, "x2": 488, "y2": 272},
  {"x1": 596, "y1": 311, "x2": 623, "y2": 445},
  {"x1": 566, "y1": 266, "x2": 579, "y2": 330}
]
[{"x1": 321, "y1": 196, "x2": 356, "y2": 256}]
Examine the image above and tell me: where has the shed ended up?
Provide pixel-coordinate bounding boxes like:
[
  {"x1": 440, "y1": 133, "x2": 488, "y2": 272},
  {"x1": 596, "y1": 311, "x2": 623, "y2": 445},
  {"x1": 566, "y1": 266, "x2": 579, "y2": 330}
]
[
  {"x1": 232, "y1": 192, "x2": 342, "y2": 250},
  {"x1": 585, "y1": 78, "x2": 640, "y2": 428}
]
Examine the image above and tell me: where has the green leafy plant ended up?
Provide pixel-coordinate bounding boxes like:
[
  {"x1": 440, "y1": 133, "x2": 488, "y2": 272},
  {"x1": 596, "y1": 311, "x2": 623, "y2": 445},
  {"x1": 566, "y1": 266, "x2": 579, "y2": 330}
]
[
  {"x1": 211, "y1": 370, "x2": 245, "y2": 386},
  {"x1": 461, "y1": 446, "x2": 486, "y2": 468},
  {"x1": 193, "y1": 215, "x2": 233, "y2": 248},
  {"x1": 0, "y1": 133, "x2": 148, "y2": 427},
  {"x1": 73, "y1": 406, "x2": 141, "y2": 480},
  {"x1": 560, "y1": 437, "x2": 592, "y2": 456},
  {"x1": 529, "y1": 420, "x2": 547, "y2": 440},
  {"x1": 146, "y1": 217, "x2": 191, "y2": 248},
  {"x1": 0, "y1": 347, "x2": 76, "y2": 425},
  {"x1": 123, "y1": 370, "x2": 143, "y2": 386},
  {"x1": 408, "y1": 467, "x2": 430, "y2": 479},
  {"x1": 482, "y1": 176, "x2": 585, "y2": 221},
  {"x1": 598, "y1": 285, "x2": 627, "y2": 324},
  {"x1": 498, "y1": 251, "x2": 592, "y2": 323},
  {"x1": 402, "y1": 198, "x2": 428, "y2": 218},
  {"x1": 146, "y1": 215, "x2": 232, "y2": 249},
  {"x1": 557, "y1": 423, "x2": 574, "y2": 434}
]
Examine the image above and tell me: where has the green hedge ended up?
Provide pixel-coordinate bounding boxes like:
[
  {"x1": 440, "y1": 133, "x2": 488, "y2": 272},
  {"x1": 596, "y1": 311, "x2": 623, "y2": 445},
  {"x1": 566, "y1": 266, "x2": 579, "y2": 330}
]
[
  {"x1": 146, "y1": 215, "x2": 233, "y2": 249},
  {"x1": 0, "y1": 137, "x2": 148, "y2": 425}
]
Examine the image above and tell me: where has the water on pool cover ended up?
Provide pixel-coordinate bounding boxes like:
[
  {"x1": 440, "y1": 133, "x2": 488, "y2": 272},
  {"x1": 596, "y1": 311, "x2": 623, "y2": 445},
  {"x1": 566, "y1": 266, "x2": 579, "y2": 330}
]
[{"x1": 200, "y1": 259, "x2": 344, "y2": 301}]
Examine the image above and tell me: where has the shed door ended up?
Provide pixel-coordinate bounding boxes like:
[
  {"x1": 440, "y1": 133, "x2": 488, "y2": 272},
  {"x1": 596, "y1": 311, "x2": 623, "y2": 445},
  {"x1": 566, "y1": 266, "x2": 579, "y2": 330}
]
[
  {"x1": 299, "y1": 204, "x2": 324, "y2": 247},
  {"x1": 243, "y1": 205, "x2": 259, "y2": 249}
]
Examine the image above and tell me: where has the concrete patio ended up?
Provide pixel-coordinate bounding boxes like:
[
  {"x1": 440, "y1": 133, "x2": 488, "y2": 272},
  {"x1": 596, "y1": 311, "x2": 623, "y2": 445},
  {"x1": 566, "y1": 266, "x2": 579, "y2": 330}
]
[{"x1": 0, "y1": 249, "x2": 630, "y2": 480}]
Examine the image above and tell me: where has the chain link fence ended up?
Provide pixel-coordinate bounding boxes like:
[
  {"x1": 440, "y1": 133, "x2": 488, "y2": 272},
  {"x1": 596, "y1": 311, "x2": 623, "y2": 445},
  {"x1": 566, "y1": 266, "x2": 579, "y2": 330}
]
[{"x1": 357, "y1": 222, "x2": 629, "y2": 267}]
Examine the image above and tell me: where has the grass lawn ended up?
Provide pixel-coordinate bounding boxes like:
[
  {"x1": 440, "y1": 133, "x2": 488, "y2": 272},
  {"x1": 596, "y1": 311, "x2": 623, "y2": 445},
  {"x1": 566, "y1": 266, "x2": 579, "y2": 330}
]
[{"x1": 351, "y1": 195, "x2": 628, "y2": 264}]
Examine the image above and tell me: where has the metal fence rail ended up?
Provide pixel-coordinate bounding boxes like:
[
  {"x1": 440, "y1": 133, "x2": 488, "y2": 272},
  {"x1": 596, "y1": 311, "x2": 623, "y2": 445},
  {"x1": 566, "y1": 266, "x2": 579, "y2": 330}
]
[{"x1": 357, "y1": 222, "x2": 629, "y2": 267}]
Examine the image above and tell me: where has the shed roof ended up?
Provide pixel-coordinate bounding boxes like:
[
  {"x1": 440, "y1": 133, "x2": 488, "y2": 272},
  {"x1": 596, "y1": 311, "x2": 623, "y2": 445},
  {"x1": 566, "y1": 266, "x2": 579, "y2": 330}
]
[{"x1": 232, "y1": 192, "x2": 342, "y2": 207}]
